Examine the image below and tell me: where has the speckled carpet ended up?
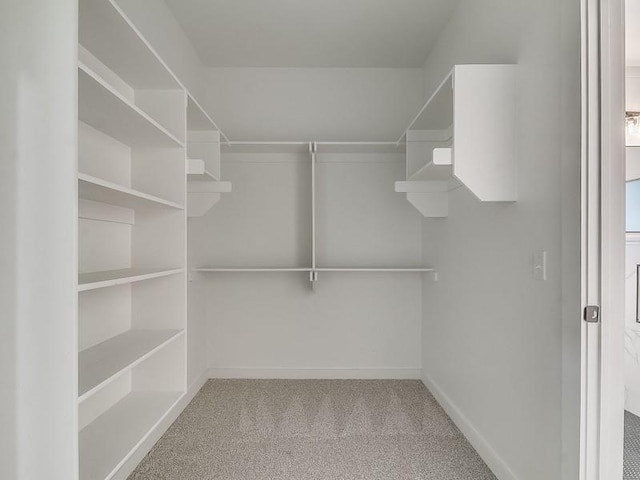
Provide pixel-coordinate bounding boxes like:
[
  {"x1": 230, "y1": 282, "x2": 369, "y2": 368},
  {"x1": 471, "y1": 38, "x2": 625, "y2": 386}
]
[
  {"x1": 626, "y1": 410, "x2": 640, "y2": 479},
  {"x1": 129, "y1": 379, "x2": 496, "y2": 480}
]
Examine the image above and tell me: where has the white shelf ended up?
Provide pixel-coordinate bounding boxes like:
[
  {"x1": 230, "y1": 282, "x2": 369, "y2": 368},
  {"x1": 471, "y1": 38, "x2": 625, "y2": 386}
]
[
  {"x1": 79, "y1": 391, "x2": 182, "y2": 480},
  {"x1": 316, "y1": 267, "x2": 435, "y2": 272},
  {"x1": 407, "y1": 147, "x2": 453, "y2": 181},
  {"x1": 221, "y1": 141, "x2": 406, "y2": 155},
  {"x1": 222, "y1": 142, "x2": 311, "y2": 154},
  {"x1": 397, "y1": 65, "x2": 517, "y2": 217},
  {"x1": 78, "y1": 173, "x2": 184, "y2": 210},
  {"x1": 316, "y1": 142, "x2": 405, "y2": 154},
  {"x1": 78, "y1": 268, "x2": 183, "y2": 292},
  {"x1": 78, "y1": 63, "x2": 184, "y2": 148},
  {"x1": 79, "y1": 0, "x2": 180, "y2": 90},
  {"x1": 187, "y1": 158, "x2": 218, "y2": 181},
  {"x1": 187, "y1": 181, "x2": 233, "y2": 194},
  {"x1": 79, "y1": 329, "x2": 184, "y2": 401},
  {"x1": 196, "y1": 267, "x2": 312, "y2": 273},
  {"x1": 187, "y1": 172, "x2": 218, "y2": 181},
  {"x1": 195, "y1": 267, "x2": 433, "y2": 273}
]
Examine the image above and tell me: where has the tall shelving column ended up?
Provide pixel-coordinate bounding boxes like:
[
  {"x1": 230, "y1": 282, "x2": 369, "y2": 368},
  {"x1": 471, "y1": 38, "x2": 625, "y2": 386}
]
[{"x1": 77, "y1": 0, "x2": 188, "y2": 479}]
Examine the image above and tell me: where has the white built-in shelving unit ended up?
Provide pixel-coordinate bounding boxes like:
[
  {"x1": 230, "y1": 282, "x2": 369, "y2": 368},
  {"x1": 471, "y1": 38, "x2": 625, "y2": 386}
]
[
  {"x1": 395, "y1": 64, "x2": 518, "y2": 217},
  {"x1": 76, "y1": 0, "x2": 229, "y2": 478},
  {"x1": 194, "y1": 65, "x2": 517, "y2": 280},
  {"x1": 194, "y1": 141, "x2": 434, "y2": 283},
  {"x1": 73, "y1": 0, "x2": 518, "y2": 467}
]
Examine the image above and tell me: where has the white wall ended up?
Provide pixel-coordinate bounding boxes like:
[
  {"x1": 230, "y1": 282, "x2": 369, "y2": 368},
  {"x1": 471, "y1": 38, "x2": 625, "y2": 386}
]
[
  {"x1": 0, "y1": 0, "x2": 78, "y2": 478},
  {"x1": 418, "y1": 1, "x2": 581, "y2": 480},
  {"x1": 115, "y1": 0, "x2": 207, "y2": 103},
  {"x1": 206, "y1": 68, "x2": 424, "y2": 141},
  {"x1": 189, "y1": 153, "x2": 424, "y2": 377}
]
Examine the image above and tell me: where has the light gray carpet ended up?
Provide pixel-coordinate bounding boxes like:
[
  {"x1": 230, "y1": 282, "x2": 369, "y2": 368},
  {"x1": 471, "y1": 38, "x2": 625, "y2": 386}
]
[
  {"x1": 129, "y1": 379, "x2": 496, "y2": 480},
  {"x1": 626, "y1": 410, "x2": 640, "y2": 479}
]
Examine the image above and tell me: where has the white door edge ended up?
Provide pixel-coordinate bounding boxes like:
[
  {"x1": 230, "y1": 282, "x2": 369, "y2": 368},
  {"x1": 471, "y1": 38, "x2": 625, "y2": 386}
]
[{"x1": 581, "y1": 0, "x2": 625, "y2": 478}]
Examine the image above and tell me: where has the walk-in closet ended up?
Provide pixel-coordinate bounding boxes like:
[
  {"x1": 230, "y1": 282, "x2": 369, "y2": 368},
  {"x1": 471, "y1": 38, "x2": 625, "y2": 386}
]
[{"x1": 2, "y1": 0, "x2": 585, "y2": 479}]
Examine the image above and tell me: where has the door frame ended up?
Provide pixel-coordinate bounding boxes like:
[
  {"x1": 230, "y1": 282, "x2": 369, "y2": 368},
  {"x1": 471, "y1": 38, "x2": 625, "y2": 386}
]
[{"x1": 581, "y1": 0, "x2": 625, "y2": 478}]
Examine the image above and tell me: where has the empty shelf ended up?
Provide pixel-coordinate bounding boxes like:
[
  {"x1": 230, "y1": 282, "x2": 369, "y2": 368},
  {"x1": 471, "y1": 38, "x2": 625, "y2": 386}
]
[
  {"x1": 78, "y1": 173, "x2": 184, "y2": 210},
  {"x1": 196, "y1": 267, "x2": 312, "y2": 272},
  {"x1": 316, "y1": 142, "x2": 405, "y2": 154},
  {"x1": 195, "y1": 267, "x2": 433, "y2": 273},
  {"x1": 79, "y1": 329, "x2": 184, "y2": 401},
  {"x1": 78, "y1": 63, "x2": 183, "y2": 148},
  {"x1": 187, "y1": 158, "x2": 218, "y2": 181},
  {"x1": 78, "y1": 268, "x2": 183, "y2": 292},
  {"x1": 79, "y1": 0, "x2": 180, "y2": 90},
  {"x1": 315, "y1": 267, "x2": 435, "y2": 272},
  {"x1": 408, "y1": 148, "x2": 453, "y2": 181},
  {"x1": 80, "y1": 391, "x2": 182, "y2": 480}
]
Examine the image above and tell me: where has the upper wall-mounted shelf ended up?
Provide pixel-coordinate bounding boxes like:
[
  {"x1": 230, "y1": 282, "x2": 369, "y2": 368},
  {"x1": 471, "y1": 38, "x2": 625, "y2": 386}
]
[
  {"x1": 396, "y1": 65, "x2": 517, "y2": 217},
  {"x1": 79, "y1": 0, "x2": 180, "y2": 90},
  {"x1": 222, "y1": 142, "x2": 311, "y2": 154},
  {"x1": 315, "y1": 142, "x2": 405, "y2": 154},
  {"x1": 78, "y1": 63, "x2": 184, "y2": 148},
  {"x1": 221, "y1": 141, "x2": 406, "y2": 155}
]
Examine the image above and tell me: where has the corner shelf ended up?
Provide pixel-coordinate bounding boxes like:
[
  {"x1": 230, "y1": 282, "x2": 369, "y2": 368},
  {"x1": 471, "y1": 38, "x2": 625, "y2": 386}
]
[
  {"x1": 79, "y1": 329, "x2": 184, "y2": 401},
  {"x1": 407, "y1": 147, "x2": 453, "y2": 181},
  {"x1": 397, "y1": 64, "x2": 517, "y2": 217},
  {"x1": 79, "y1": 173, "x2": 184, "y2": 211},
  {"x1": 78, "y1": 267, "x2": 184, "y2": 292},
  {"x1": 78, "y1": 63, "x2": 184, "y2": 148},
  {"x1": 187, "y1": 104, "x2": 232, "y2": 217},
  {"x1": 79, "y1": 391, "x2": 182, "y2": 480},
  {"x1": 187, "y1": 158, "x2": 218, "y2": 181}
]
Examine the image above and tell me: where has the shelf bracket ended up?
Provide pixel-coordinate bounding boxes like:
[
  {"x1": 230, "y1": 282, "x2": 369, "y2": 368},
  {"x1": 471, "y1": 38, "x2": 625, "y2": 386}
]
[{"x1": 309, "y1": 270, "x2": 318, "y2": 291}]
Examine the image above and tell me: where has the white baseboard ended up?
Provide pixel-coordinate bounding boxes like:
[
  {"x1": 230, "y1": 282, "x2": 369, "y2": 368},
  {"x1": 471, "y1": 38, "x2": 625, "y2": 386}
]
[
  {"x1": 207, "y1": 367, "x2": 422, "y2": 380},
  {"x1": 108, "y1": 369, "x2": 516, "y2": 480},
  {"x1": 112, "y1": 371, "x2": 209, "y2": 480},
  {"x1": 421, "y1": 371, "x2": 518, "y2": 480}
]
